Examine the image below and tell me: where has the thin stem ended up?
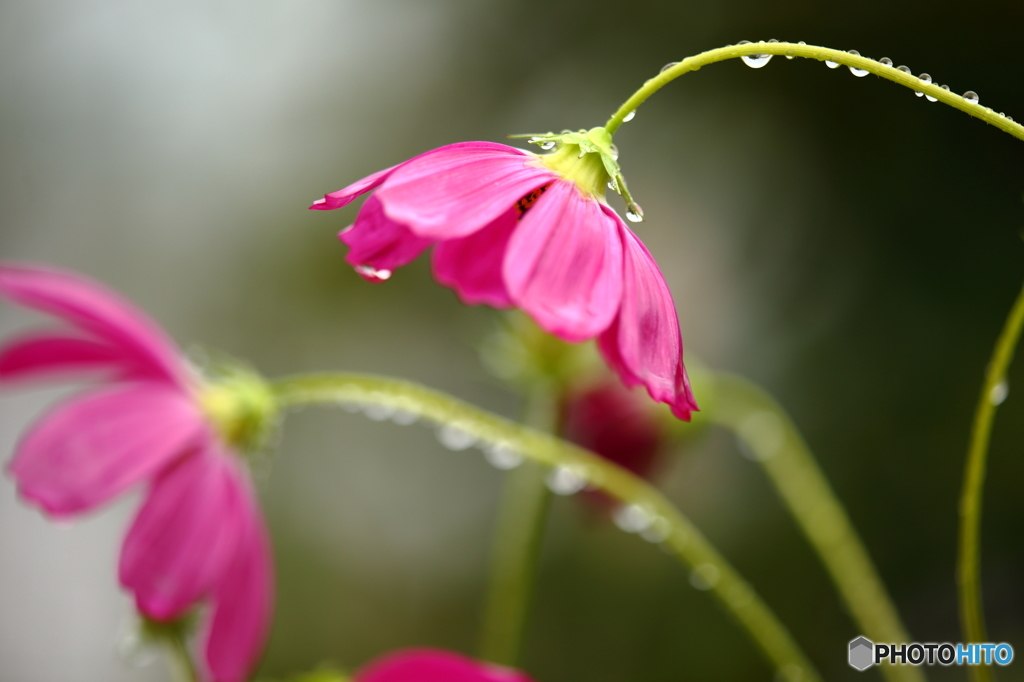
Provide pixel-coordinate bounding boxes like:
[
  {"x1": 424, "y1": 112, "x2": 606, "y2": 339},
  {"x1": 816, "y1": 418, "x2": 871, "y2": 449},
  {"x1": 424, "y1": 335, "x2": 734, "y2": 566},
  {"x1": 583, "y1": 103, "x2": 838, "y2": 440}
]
[
  {"x1": 958, "y1": 282, "x2": 1024, "y2": 682},
  {"x1": 478, "y1": 382, "x2": 559, "y2": 665},
  {"x1": 605, "y1": 42, "x2": 1024, "y2": 141},
  {"x1": 165, "y1": 629, "x2": 200, "y2": 682},
  {"x1": 709, "y1": 373, "x2": 923, "y2": 682},
  {"x1": 272, "y1": 373, "x2": 821, "y2": 682}
]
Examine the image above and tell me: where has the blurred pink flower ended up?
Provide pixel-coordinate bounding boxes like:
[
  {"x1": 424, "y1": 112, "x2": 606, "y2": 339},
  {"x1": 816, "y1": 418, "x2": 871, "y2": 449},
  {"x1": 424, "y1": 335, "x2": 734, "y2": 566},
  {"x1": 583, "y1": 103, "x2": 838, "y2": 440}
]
[
  {"x1": 0, "y1": 263, "x2": 273, "y2": 682},
  {"x1": 311, "y1": 141, "x2": 698, "y2": 420},
  {"x1": 355, "y1": 648, "x2": 536, "y2": 682}
]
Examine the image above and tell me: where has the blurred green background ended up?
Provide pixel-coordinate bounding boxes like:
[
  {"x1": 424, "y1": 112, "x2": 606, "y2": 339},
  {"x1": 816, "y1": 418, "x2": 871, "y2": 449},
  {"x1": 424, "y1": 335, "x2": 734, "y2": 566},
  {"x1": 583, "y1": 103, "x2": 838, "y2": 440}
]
[{"x1": 1, "y1": 1, "x2": 1023, "y2": 681}]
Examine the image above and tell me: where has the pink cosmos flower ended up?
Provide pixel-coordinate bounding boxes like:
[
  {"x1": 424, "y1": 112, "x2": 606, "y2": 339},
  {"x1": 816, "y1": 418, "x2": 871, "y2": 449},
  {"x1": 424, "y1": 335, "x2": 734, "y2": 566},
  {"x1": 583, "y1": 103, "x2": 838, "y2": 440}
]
[
  {"x1": 310, "y1": 139, "x2": 698, "y2": 420},
  {"x1": 354, "y1": 648, "x2": 537, "y2": 682},
  {"x1": 0, "y1": 263, "x2": 273, "y2": 682}
]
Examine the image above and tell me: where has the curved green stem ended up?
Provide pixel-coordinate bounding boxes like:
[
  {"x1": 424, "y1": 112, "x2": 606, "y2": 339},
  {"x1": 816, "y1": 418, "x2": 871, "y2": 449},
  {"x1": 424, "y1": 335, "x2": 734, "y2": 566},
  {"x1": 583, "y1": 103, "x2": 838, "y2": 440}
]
[
  {"x1": 272, "y1": 373, "x2": 821, "y2": 682},
  {"x1": 708, "y1": 372, "x2": 923, "y2": 682},
  {"x1": 478, "y1": 382, "x2": 559, "y2": 665},
  {"x1": 958, "y1": 282, "x2": 1024, "y2": 682},
  {"x1": 605, "y1": 42, "x2": 1023, "y2": 141}
]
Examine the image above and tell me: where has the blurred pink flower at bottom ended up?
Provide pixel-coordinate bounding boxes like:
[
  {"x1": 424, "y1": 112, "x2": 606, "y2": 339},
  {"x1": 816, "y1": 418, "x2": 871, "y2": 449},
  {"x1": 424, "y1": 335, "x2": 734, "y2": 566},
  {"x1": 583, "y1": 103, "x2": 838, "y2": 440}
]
[
  {"x1": 355, "y1": 649, "x2": 537, "y2": 682},
  {"x1": 0, "y1": 263, "x2": 273, "y2": 682}
]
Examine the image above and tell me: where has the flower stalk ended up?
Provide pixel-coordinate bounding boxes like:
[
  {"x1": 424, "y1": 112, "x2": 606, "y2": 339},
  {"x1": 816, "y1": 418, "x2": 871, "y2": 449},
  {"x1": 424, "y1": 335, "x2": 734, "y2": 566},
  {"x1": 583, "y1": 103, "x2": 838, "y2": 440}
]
[
  {"x1": 707, "y1": 372, "x2": 923, "y2": 682},
  {"x1": 958, "y1": 281, "x2": 1024, "y2": 682},
  {"x1": 272, "y1": 373, "x2": 821, "y2": 682},
  {"x1": 605, "y1": 42, "x2": 1024, "y2": 142}
]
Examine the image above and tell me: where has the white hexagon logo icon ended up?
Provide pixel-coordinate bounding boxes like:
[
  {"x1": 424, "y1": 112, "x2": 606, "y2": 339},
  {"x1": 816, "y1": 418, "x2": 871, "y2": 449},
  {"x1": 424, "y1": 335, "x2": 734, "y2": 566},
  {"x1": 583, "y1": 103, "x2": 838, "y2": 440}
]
[{"x1": 849, "y1": 636, "x2": 874, "y2": 671}]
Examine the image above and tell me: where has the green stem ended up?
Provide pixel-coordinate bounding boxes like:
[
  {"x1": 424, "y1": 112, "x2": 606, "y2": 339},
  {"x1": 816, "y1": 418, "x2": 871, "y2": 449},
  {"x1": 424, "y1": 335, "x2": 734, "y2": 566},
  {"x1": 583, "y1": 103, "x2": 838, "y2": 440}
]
[
  {"x1": 272, "y1": 373, "x2": 821, "y2": 682},
  {"x1": 478, "y1": 382, "x2": 559, "y2": 665},
  {"x1": 709, "y1": 373, "x2": 923, "y2": 682},
  {"x1": 958, "y1": 282, "x2": 1024, "y2": 682},
  {"x1": 165, "y1": 629, "x2": 199, "y2": 682},
  {"x1": 605, "y1": 42, "x2": 1023, "y2": 141}
]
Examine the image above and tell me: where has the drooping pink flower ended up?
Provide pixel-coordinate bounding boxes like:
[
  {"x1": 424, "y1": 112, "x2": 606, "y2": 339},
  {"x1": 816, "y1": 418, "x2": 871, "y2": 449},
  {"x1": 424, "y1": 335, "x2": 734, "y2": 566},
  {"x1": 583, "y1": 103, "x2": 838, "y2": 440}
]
[
  {"x1": 354, "y1": 648, "x2": 537, "y2": 682},
  {"x1": 0, "y1": 263, "x2": 273, "y2": 682},
  {"x1": 310, "y1": 139, "x2": 698, "y2": 420}
]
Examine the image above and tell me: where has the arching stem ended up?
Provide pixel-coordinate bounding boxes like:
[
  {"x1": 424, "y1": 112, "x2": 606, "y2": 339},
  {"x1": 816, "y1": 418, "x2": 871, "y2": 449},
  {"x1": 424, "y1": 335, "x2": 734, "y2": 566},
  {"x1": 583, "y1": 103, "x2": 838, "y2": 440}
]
[
  {"x1": 958, "y1": 282, "x2": 1024, "y2": 682},
  {"x1": 272, "y1": 373, "x2": 822, "y2": 682},
  {"x1": 605, "y1": 42, "x2": 1023, "y2": 141}
]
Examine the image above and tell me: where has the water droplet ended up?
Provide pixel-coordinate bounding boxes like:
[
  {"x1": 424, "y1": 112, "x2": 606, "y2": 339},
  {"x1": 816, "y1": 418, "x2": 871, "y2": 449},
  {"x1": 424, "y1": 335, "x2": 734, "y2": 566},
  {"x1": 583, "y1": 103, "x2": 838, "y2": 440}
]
[
  {"x1": 354, "y1": 265, "x2": 392, "y2": 282},
  {"x1": 538, "y1": 140, "x2": 556, "y2": 151},
  {"x1": 607, "y1": 178, "x2": 618, "y2": 192},
  {"x1": 640, "y1": 517, "x2": 672, "y2": 544},
  {"x1": 625, "y1": 203, "x2": 644, "y2": 222},
  {"x1": 391, "y1": 409, "x2": 417, "y2": 425},
  {"x1": 689, "y1": 563, "x2": 721, "y2": 590},
  {"x1": 916, "y1": 72, "x2": 932, "y2": 99},
  {"x1": 608, "y1": 144, "x2": 619, "y2": 160},
  {"x1": 1008, "y1": 116, "x2": 1015, "y2": 123},
  {"x1": 736, "y1": 40, "x2": 771, "y2": 68},
  {"x1": 897, "y1": 65, "x2": 911, "y2": 74},
  {"x1": 737, "y1": 411, "x2": 785, "y2": 461},
  {"x1": 613, "y1": 504, "x2": 654, "y2": 533},
  {"x1": 364, "y1": 403, "x2": 395, "y2": 421},
  {"x1": 880, "y1": 57, "x2": 893, "y2": 67},
  {"x1": 623, "y1": 110, "x2": 636, "y2": 122},
  {"x1": 547, "y1": 466, "x2": 586, "y2": 495},
  {"x1": 990, "y1": 380, "x2": 1009, "y2": 406},
  {"x1": 846, "y1": 50, "x2": 868, "y2": 77},
  {"x1": 660, "y1": 61, "x2": 679, "y2": 73},
  {"x1": 484, "y1": 442, "x2": 524, "y2": 470},
  {"x1": 964, "y1": 90, "x2": 980, "y2": 104},
  {"x1": 941, "y1": 84, "x2": 950, "y2": 91},
  {"x1": 767, "y1": 38, "x2": 778, "y2": 43},
  {"x1": 825, "y1": 58, "x2": 840, "y2": 69},
  {"x1": 437, "y1": 424, "x2": 475, "y2": 450}
]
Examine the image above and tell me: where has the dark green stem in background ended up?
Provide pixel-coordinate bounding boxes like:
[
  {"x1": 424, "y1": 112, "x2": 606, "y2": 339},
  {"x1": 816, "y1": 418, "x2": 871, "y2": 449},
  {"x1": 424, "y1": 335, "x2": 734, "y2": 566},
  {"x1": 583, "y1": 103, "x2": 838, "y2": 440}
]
[
  {"x1": 709, "y1": 373, "x2": 924, "y2": 682},
  {"x1": 478, "y1": 383, "x2": 559, "y2": 665},
  {"x1": 958, "y1": 282, "x2": 1024, "y2": 682},
  {"x1": 272, "y1": 373, "x2": 822, "y2": 682}
]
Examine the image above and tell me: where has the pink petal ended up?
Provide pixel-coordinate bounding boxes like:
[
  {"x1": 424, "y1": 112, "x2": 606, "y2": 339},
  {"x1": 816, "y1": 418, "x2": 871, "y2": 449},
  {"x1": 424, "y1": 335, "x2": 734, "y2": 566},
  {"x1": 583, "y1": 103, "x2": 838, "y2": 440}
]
[
  {"x1": 119, "y1": 445, "x2": 240, "y2": 621},
  {"x1": 340, "y1": 195, "x2": 433, "y2": 281},
  {"x1": 375, "y1": 142, "x2": 555, "y2": 240},
  {"x1": 356, "y1": 649, "x2": 536, "y2": 682},
  {"x1": 0, "y1": 264, "x2": 187, "y2": 387},
  {"x1": 503, "y1": 181, "x2": 623, "y2": 342},
  {"x1": 310, "y1": 164, "x2": 399, "y2": 211},
  {"x1": 597, "y1": 214, "x2": 698, "y2": 420},
  {"x1": 203, "y1": 471, "x2": 273, "y2": 682},
  {"x1": 7, "y1": 383, "x2": 204, "y2": 516},
  {"x1": 0, "y1": 330, "x2": 125, "y2": 382},
  {"x1": 431, "y1": 206, "x2": 518, "y2": 308}
]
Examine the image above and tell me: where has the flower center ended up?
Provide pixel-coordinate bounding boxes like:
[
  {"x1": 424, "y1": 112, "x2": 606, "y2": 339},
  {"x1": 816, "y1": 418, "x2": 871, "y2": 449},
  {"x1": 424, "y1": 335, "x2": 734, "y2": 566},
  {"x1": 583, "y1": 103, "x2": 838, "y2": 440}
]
[{"x1": 537, "y1": 142, "x2": 610, "y2": 199}]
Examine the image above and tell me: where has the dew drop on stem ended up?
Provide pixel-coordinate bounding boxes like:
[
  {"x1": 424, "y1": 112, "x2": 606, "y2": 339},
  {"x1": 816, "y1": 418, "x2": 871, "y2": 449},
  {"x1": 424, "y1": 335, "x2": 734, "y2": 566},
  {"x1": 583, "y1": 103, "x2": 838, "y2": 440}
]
[
  {"x1": 547, "y1": 466, "x2": 586, "y2": 495},
  {"x1": 847, "y1": 50, "x2": 869, "y2": 77},
  {"x1": 625, "y1": 203, "x2": 644, "y2": 222},
  {"x1": 990, "y1": 380, "x2": 1009, "y2": 406},
  {"x1": 437, "y1": 424, "x2": 476, "y2": 450},
  {"x1": 737, "y1": 40, "x2": 772, "y2": 68},
  {"x1": 484, "y1": 442, "x2": 524, "y2": 470},
  {"x1": 660, "y1": 61, "x2": 679, "y2": 73},
  {"x1": 964, "y1": 90, "x2": 980, "y2": 104},
  {"x1": 623, "y1": 110, "x2": 636, "y2": 122},
  {"x1": 879, "y1": 57, "x2": 893, "y2": 67}
]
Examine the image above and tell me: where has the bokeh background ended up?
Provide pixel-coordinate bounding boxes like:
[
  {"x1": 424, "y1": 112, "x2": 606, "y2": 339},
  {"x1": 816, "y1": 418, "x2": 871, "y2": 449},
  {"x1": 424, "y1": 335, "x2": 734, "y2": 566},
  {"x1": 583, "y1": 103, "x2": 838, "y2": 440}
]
[{"x1": 2, "y1": 1, "x2": 1024, "y2": 681}]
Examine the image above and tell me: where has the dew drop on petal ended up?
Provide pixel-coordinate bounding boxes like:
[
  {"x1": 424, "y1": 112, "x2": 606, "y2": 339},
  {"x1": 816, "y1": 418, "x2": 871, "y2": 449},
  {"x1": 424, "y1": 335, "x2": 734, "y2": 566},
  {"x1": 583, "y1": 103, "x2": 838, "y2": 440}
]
[
  {"x1": 880, "y1": 57, "x2": 893, "y2": 67},
  {"x1": 964, "y1": 90, "x2": 980, "y2": 104},
  {"x1": 623, "y1": 110, "x2": 636, "y2": 122},
  {"x1": 625, "y1": 203, "x2": 644, "y2": 223},
  {"x1": 484, "y1": 442, "x2": 524, "y2": 470},
  {"x1": 613, "y1": 504, "x2": 654, "y2": 534},
  {"x1": 660, "y1": 61, "x2": 679, "y2": 73},
  {"x1": 990, "y1": 380, "x2": 1009, "y2": 405},
  {"x1": 437, "y1": 424, "x2": 476, "y2": 450},
  {"x1": 547, "y1": 466, "x2": 586, "y2": 495},
  {"x1": 354, "y1": 265, "x2": 392, "y2": 281},
  {"x1": 689, "y1": 563, "x2": 721, "y2": 590}
]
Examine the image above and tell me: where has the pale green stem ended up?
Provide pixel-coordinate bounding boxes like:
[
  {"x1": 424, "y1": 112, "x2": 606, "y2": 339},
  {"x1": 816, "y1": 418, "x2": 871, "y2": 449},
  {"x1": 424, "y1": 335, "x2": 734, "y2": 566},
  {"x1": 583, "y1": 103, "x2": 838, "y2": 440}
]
[
  {"x1": 605, "y1": 42, "x2": 1024, "y2": 141},
  {"x1": 165, "y1": 630, "x2": 199, "y2": 682},
  {"x1": 478, "y1": 382, "x2": 559, "y2": 665},
  {"x1": 709, "y1": 373, "x2": 923, "y2": 682},
  {"x1": 958, "y1": 282, "x2": 1024, "y2": 682},
  {"x1": 272, "y1": 373, "x2": 821, "y2": 682}
]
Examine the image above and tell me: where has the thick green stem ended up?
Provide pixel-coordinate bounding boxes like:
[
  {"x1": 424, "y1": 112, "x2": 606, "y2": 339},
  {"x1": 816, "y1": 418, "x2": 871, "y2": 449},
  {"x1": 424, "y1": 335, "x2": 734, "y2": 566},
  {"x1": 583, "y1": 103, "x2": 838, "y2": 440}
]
[
  {"x1": 709, "y1": 373, "x2": 923, "y2": 682},
  {"x1": 605, "y1": 42, "x2": 1023, "y2": 141},
  {"x1": 958, "y1": 282, "x2": 1024, "y2": 682},
  {"x1": 478, "y1": 383, "x2": 558, "y2": 665},
  {"x1": 165, "y1": 629, "x2": 199, "y2": 682},
  {"x1": 272, "y1": 373, "x2": 821, "y2": 682}
]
